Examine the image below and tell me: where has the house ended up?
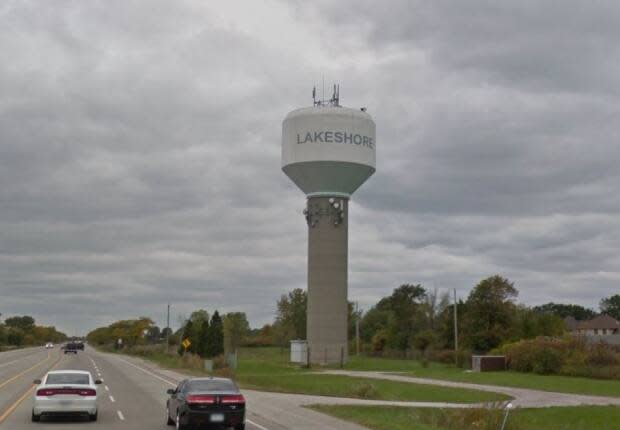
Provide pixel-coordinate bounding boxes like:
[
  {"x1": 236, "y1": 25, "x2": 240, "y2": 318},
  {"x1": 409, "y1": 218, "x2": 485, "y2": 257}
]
[{"x1": 576, "y1": 314, "x2": 620, "y2": 336}]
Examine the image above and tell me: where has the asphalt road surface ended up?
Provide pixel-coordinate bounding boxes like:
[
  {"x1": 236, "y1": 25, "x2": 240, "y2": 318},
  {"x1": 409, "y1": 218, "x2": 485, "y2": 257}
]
[{"x1": 0, "y1": 346, "x2": 272, "y2": 430}]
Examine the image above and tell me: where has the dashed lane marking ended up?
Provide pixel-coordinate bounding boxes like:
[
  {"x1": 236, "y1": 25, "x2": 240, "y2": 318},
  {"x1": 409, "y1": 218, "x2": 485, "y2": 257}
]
[
  {"x1": 117, "y1": 410, "x2": 125, "y2": 421},
  {"x1": 105, "y1": 385, "x2": 109, "y2": 391},
  {"x1": 0, "y1": 351, "x2": 52, "y2": 390},
  {"x1": 111, "y1": 355, "x2": 271, "y2": 430},
  {"x1": 0, "y1": 350, "x2": 63, "y2": 425},
  {"x1": 109, "y1": 395, "x2": 115, "y2": 402},
  {"x1": 0, "y1": 359, "x2": 22, "y2": 369}
]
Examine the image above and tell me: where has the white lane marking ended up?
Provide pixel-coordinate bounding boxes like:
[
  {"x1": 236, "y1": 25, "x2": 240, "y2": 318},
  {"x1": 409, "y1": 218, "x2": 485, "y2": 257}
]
[
  {"x1": 113, "y1": 356, "x2": 177, "y2": 386},
  {"x1": 109, "y1": 395, "x2": 115, "y2": 402},
  {"x1": 117, "y1": 410, "x2": 125, "y2": 421},
  {"x1": 247, "y1": 419, "x2": 271, "y2": 430},
  {"x1": 111, "y1": 356, "x2": 272, "y2": 430},
  {"x1": 0, "y1": 359, "x2": 21, "y2": 369},
  {"x1": 105, "y1": 385, "x2": 110, "y2": 391}
]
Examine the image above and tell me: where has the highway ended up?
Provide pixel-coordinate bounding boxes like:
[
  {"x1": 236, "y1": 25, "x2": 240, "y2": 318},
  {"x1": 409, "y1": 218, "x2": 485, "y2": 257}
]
[{"x1": 0, "y1": 346, "x2": 273, "y2": 430}]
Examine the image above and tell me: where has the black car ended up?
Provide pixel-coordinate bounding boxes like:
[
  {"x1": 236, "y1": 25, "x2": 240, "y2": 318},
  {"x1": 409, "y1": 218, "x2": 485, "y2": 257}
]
[
  {"x1": 63, "y1": 343, "x2": 79, "y2": 354},
  {"x1": 166, "y1": 377, "x2": 245, "y2": 430}
]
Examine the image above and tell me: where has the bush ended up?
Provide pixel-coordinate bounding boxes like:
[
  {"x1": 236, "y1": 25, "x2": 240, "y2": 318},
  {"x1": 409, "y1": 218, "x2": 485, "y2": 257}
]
[
  {"x1": 418, "y1": 403, "x2": 521, "y2": 430},
  {"x1": 351, "y1": 383, "x2": 379, "y2": 399},
  {"x1": 531, "y1": 347, "x2": 563, "y2": 375},
  {"x1": 586, "y1": 342, "x2": 619, "y2": 367},
  {"x1": 501, "y1": 338, "x2": 567, "y2": 373}
]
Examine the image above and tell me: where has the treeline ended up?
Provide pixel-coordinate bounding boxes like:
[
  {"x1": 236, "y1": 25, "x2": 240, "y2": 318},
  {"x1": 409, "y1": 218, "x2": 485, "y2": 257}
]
[
  {"x1": 0, "y1": 314, "x2": 67, "y2": 347},
  {"x1": 261, "y1": 276, "x2": 619, "y2": 357},
  {"x1": 86, "y1": 310, "x2": 250, "y2": 360}
]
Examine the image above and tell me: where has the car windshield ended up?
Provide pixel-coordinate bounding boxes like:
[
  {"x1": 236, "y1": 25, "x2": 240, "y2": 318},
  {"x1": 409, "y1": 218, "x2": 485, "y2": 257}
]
[
  {"x1": 187, "y1": 380, "x2": 237, "y2": 392},
  {"x1": 46, "y1": 373, "x2": 90, "y2": 385}
]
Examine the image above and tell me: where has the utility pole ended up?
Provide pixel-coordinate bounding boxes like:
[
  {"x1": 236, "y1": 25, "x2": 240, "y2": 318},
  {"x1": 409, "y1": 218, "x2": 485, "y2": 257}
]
[
  {"x1": 355, "y1": 302, "x2": 360, "y2": 356},
  {"x1": 166, "y1": 303, "x2": 171, "y2": 353},
  {"x1": 453, "y1": 289, "x2": 458, "y2": 367}
]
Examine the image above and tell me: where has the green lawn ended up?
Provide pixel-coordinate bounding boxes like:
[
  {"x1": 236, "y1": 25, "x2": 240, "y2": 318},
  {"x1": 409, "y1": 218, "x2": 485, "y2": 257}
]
[
  {"x1": 345, "y1": 355, "x2": 620, "y2": 398},
  {"x1": 309, "y1": 405, "x2": 620, "y2": 430},
  {"x1": 113, "y1": 346, "x2": 508, "y2": 403},
  {"x1": 233, "y1": 348, "x2": 508, "y2": 403}
]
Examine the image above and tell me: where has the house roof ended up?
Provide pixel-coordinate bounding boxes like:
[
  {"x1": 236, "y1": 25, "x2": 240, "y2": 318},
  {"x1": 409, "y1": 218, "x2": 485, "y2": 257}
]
[{"x1": 577, "y1": 314, "x2": 620, "y2": 330}]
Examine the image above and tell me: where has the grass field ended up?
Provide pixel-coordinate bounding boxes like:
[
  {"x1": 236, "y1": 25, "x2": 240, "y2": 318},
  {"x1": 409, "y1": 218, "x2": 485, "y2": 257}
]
[
  {"x1": 114, "y1": 346, "x2": 508, "y2": 403},
  {"x1": 309, "y1": 405, "x2": 620, "y2": 430},
  {"x1": 345, "y1": 355, "x2": 620, "y2": 398},
  {"x1": 231, "y1": 348, "x2": 508, "y2": 403}
]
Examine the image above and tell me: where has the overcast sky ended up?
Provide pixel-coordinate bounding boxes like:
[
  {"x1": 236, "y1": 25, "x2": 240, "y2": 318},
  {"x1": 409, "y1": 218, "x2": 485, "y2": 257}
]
[{"x1": 1, "y1": 1, "x2": 619, "y2": 335}]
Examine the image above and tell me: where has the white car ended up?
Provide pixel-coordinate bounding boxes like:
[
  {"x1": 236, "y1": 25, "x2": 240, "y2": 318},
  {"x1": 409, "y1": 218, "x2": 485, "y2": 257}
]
[
  {"x1": 45, "y1": 343, "x2": 54, "y2": 349},
  {"x1": 32, "y1": 370, "x2": 101, "y2": 422}
]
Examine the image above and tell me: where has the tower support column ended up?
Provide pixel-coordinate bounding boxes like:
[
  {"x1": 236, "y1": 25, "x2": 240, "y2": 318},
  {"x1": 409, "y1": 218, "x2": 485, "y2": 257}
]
[{"x1": 305, "y1": 195, "x2": 349, "y2": 365}]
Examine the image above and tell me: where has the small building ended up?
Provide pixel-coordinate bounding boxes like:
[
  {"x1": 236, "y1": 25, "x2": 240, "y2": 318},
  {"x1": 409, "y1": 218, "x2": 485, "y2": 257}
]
[{"x1": 576, "y1": 315, "x2": 620, "y2": 336}]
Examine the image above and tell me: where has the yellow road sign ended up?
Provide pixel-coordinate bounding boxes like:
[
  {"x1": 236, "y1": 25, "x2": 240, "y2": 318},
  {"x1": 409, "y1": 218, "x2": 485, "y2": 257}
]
[{"x1": 181, "y1": 338, "x2": 191, "y2": 349}]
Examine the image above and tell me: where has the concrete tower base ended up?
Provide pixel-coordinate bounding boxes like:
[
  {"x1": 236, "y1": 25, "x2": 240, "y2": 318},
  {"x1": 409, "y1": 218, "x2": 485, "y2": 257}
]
[{"x1": 306, "y1": 195, "x2": 349, "y2": 365}]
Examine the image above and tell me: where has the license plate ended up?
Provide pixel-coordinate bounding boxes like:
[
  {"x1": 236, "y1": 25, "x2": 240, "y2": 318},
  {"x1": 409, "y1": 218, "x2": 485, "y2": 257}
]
[
  {"x1": 59, "y1": 400, "x2": 72, "y2": 406},
  {"x1": 210, "y1": 413, "x2": 225, "y2": 423}
]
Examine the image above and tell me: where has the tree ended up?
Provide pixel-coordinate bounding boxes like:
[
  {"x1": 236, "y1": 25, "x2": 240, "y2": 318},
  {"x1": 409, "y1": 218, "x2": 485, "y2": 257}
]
[
  {"x1": 4, "y1": 316, "x2": 35, "y2": 331},
  {"x1": 223, "y1": 312, "x2": 250, "y2": 353},
  {"x1": 600, "y1": 295, "x2": 620, "y2": 320},
  {"x1": 188, "y1": 310, "x2": 209, "y2": 355},
  {"x1": 145, "y1": 326, "x2": 161, "y2": 344},
  {"x1": 197, "y1": 319, "x2": 209, "y2": 357},
  {"x1": 275, "y1": 289, "x2": 307, "y2": 341},
  {"x1": 205, "y1": 311, "x2": 224, "y2": 358},
  {"x1": 532, "y1": 303, "x2": 596, "y2": 321},
  {"x1": 463, "y1": 275, "x2": 518, "y2": 352}
]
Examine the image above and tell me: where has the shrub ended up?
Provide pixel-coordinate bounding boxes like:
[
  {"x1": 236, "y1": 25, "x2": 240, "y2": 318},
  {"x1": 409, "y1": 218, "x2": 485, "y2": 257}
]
[
  {"x1": 586, "y1": 342, "x2": 619, "y2": 367},
  {"x1": 418, "y1": 403, "x2": 521, "y2": 430},
  {"x1": 371, "y1": 330, "x2": 388, "y2": 352},
  {"x1": 351, "y1": 383, "x2": 379, "y2": 399},
  {"x1": 531, "y1": 347, "x2": 563, "y2": 375},
  {"x1": 502, "y1": 337, "x2": 567, "y2": 373}
]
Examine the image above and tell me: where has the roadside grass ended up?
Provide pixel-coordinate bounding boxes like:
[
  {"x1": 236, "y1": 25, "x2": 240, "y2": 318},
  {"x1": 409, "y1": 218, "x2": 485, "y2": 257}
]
[
  {"x1": 108, "y1": 346, "x2": 508, "y2": 403},
  {"x1": 345, "y1": 355, "x2": 620, "y2": 398},
  {"x1": 233, "y1": 348, "x2": 508, "y2": 402},
  {"x1": 309, "y1": 405, "x2": 620, "y2": 430}
]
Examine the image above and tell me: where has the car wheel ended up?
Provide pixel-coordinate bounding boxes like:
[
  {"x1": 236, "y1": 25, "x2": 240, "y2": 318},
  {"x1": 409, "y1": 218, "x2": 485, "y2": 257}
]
[
  {"x1": 166, "y1": 406, "x2": 175, "y2": 425},
  {"x1": 176, "y1": 411, "x2": 186, "y2": 430},
  {"x1": 31, "y1": 411, "x2": 40, "y2": 422},
  {"x1": 89, "y1": 411, "x2": 98, "y2": 421}
]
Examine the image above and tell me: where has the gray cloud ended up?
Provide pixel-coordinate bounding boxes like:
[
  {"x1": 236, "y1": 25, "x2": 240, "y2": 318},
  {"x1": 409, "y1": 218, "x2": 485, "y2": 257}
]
[{"x1": 1, "y1": 0, "x2": 619, "y2": 334}]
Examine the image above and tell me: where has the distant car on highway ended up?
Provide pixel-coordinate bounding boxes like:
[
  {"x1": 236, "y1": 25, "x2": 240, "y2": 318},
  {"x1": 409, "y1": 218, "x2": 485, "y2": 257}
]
[
  {"x1": 44, "y1": 343, "x2": 54, "y2": 349},
  {"x1": 166, "y1": 377, "x2": 246, "y2": 430},
  {"x1": 32, "y1": 370, "x2": 101, "y2": 422},
  {"x1": 76, "y1": 341, "x2": 85, "y2": 350},
  {"x1": 62, "y1": 343, "x2": 79, "y2": 354}
]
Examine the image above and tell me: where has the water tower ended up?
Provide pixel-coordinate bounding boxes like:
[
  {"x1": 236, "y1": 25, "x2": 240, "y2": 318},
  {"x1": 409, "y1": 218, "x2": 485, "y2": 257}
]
[{"x1": 282, "y1": 86, "x2": 376, "y2": 364}]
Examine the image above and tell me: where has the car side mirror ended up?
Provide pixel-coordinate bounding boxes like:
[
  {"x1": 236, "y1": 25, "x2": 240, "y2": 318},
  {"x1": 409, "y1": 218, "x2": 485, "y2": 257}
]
[
  {"x1": 167, "y1": 388, "x2": 175, "y2": 395},
  {"x1": 33, "y1": 379, "x2": 41, "y2": 385},
  {"x1": 94, "y1": 380, "x2": 102, "y2": 385}
]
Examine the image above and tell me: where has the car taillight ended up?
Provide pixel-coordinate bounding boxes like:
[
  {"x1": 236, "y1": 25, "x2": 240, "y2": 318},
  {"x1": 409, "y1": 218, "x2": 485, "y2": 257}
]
[
  {"x1": 36, "y1": 388, "x2": 96, "y2": 396},
  {"x1": 186, "y1": 394, "x2": 216, "y2": 404},
  {"x1": 221, "y1": 394, "x2": 245, "y2": 404}
]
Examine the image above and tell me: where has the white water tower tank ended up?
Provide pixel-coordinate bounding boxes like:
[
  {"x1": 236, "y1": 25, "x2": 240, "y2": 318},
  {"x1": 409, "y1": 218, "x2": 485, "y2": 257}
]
[{"x1": 282, "y1": 106, "x2": 376, "y2": 197}]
